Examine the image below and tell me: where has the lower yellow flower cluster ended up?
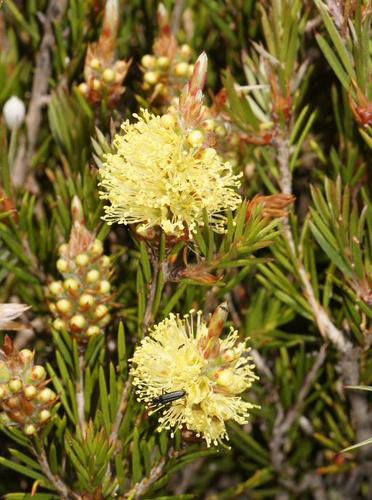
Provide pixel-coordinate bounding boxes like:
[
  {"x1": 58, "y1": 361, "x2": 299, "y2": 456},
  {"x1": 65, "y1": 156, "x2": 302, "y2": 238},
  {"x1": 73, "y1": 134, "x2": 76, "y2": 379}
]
[{"x1": 130, "y1": 309, "x2": 258, "y2": 447}]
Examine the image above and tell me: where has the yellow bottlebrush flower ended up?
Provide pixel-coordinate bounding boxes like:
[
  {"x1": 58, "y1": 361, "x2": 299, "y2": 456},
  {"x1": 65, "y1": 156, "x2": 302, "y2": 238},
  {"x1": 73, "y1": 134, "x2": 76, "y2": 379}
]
[
  {"x1": 99, "y1": 110, "x2": 242, "y2": 236},
  {"x1": 130, "y1": 306, "x2": 258, "y2": 446}
]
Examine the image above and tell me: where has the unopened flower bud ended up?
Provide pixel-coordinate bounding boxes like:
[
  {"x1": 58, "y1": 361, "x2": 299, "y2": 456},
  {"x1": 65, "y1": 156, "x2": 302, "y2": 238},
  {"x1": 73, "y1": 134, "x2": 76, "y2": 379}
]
[
  {"x1": 79, "y1": 294, "x2": 95, "y2": 308},
  {"x1": 56, "y1": 299, "x2": 72, "y2": 314},
  {"x1": 76, "y1": 253, "x2": 89, "y2": 267},
  {"x1": 189, "y1": 52, "x2": 207, "y2": 92},
  {"x1": 99, "y1": 314, "x2": 111, "y2": 327},
  {"x1": 64, "y1": 278, "x2": 79, "y2": 292},
  {"x1": 101, "y1": 256, "x2": 111, "y2": 267},
  {"x1": 141, "y1": 55, "x2": 156, "y2": 69},
  {"x1": 32, "y1": 365, "x2": 46, "y2": 381},
  {"x1": 24, "y1": 385, "x2": 37, "y2": 400},
  {"x1": 200, "y1": 147, "x2": 217, "y2": 163},
  {"x1": 174, "y1": 62, "x2": 189, "y2": 77},
  {"x1": 156, "y1": 56, "x2": 170, "y2": 70},
  {"x1": 77, "y1": 83, "x2": 89, "y2": 95},
  {"x1": 87, "y1": 269, "x2": 100, "y2": 283},
  {"x1": 49, "y1": 303, "x2": 57, "y2": 314},
  {"x1": 99, "y1": 280, "x2": 111, "y2": 294},
  {"x1": 144, "y1": 71, "x2": 160, "y2": 86},
  {"x1": 58, "y1": 244, "x2": 68, "y2": 256},
  {"x1": 215, "y1": 125, "x2": 227, "y2": 137},
  {"x1": 24, "y1": 424, "x2": 36, "y2": 435},
  {"x1": 56, "y1": 258, "x2": 69, "y2": 273},
  {"x1": 102, "y1": 68, "x2": 115, "y2": 83},
  {"x1": 37, "y1": 388, "x2": 55, "y2": 403},
  {"x1": 7, "y1": 396, "x2": 20, "y2": 409},
  {"x1": 39, "y1": 409, "x2": 51, "y2": 423},
  {"x1": 0, "y1": 386, "x2": 7, "y2": 399},
  {"x1": 52, "y1": 319, "x2": 66, "y2": 331},
  {"x1": 216, "y1": 369, "x2": 234, "y2": 387},
  {"x1": 87, "y1": 325, "x2": 101, "y2": 337},
  {"x1": 187, "y1": 130, "x2": 204, "y2": 147},
  {"x1": 208, "y1": 302, "x2": 229, "y2": 339},
  {"x1": 19, "y1": 349, "x2": 33, "y2": 365},
  {"x1": 92, "y1": 239, "x2": 104, "y2": 256},
  {"x1": 92, "y1": 78, "x2": 101, "y2": 91},
  {"x1": 161, "y1": 114, "x2": 176, "y2": 128},
  {"x1": 180, "y1": 44, "x2": 192, "y2": 59},
  {"x1": 90, "y1": 58, "x2": 101, "y2": 70},
  {"x1": 95, "y1": 304, "x2": 108, "y2": 319},
  {"x1": 49, "y1": 281, "x2": 64, "y2": 295},
  {"x1": 203, "y1": 119, "x2": 216, "y2": 132},
  {"x1": 3, "y1": 96, "x2": 26, "y2": 130},
  {"x1": 9, "y1": 379, "x2": 22, "y2": 393},
  {"x1": 70, "y1": 315, "x2": 86, "y2": 330}
]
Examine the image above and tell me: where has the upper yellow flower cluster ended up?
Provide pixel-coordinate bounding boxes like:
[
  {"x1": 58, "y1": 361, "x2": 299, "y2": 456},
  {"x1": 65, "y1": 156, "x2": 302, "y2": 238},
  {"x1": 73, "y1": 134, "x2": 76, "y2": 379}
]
[
  {"x1": 99, "y1": 109, "x2": 241, "y2": 237},
  {"x1": 130, "y1": 309, "x2": 258, "y2": 447}
]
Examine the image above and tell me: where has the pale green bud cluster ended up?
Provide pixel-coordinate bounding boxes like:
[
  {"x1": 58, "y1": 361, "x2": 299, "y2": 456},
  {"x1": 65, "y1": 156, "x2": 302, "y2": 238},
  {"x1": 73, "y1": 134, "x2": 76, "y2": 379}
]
[
  {"x1": 0, "y1": 347, "x2": 56, "y2": 436},
  {"x1": 48, "y1": 238, "x2": 113, "y2": 343},
  {"x1": 141, "y1": 44, "x2": 194, "y2": 98}
]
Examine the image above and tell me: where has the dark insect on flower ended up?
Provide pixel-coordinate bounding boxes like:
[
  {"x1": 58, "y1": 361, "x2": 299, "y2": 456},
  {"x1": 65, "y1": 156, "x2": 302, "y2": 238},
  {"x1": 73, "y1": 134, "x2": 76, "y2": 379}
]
[{"x1": 151, "y1": 390, "x2": 186, "y2": 406}]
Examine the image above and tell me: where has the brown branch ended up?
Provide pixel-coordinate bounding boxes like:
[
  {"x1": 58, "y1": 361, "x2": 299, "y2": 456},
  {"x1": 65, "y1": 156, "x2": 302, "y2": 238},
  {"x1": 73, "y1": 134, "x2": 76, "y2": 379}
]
[
  {"x1": 124, "y1": 448, "x2": 177, "y2": 499},
  {"x1": 36, "y1": 445, "x2": 81, "y2": 500},
  {"x1": 76, "y1": 352, "x2": 86, "y2": 433},
  {"x1": 13, "y1": 0, "x2": 68, "y2": 189},
  {"x1": 142, "y1": 262, "x2": 159, "y2": 335}
]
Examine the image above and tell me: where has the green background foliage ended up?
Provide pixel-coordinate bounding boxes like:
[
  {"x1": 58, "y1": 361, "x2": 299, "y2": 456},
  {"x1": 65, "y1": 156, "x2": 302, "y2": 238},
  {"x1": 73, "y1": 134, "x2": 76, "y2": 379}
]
[{"x1": 0, "y1": 0, "x2": 371, "y2": 498}]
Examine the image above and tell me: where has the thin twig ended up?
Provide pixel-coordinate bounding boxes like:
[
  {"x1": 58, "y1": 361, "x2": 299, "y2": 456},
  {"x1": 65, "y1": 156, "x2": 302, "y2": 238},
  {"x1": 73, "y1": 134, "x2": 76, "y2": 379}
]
[
  {"x1": 13, "y1": 0, "x2": 68, "y2": 189},
  {"x1": 35, "y1": 445, "x2": 81, "y2": 500},
  {"x1": 270, "y1": 343, "x2": 328, "y2": 471},
  {"x1": 110, "y1": 375, "x2": 133, "y2": 444}
]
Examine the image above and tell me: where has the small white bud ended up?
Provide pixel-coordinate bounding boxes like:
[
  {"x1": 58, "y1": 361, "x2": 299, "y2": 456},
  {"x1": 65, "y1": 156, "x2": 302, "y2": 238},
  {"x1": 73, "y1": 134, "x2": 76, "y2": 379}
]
[{"x1": 3, "y1": 96, "x2": 26, "y2": 130}]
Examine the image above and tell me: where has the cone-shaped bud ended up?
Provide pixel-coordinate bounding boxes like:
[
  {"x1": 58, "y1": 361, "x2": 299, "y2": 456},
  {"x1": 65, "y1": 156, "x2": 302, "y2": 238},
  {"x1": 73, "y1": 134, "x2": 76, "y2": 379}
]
[
  {"x1": 208, "y1": 302, "x2": 229, "y2": 339},
  {"x1": 157, "y1": 2, "x2": 169, "y2": 29}
]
